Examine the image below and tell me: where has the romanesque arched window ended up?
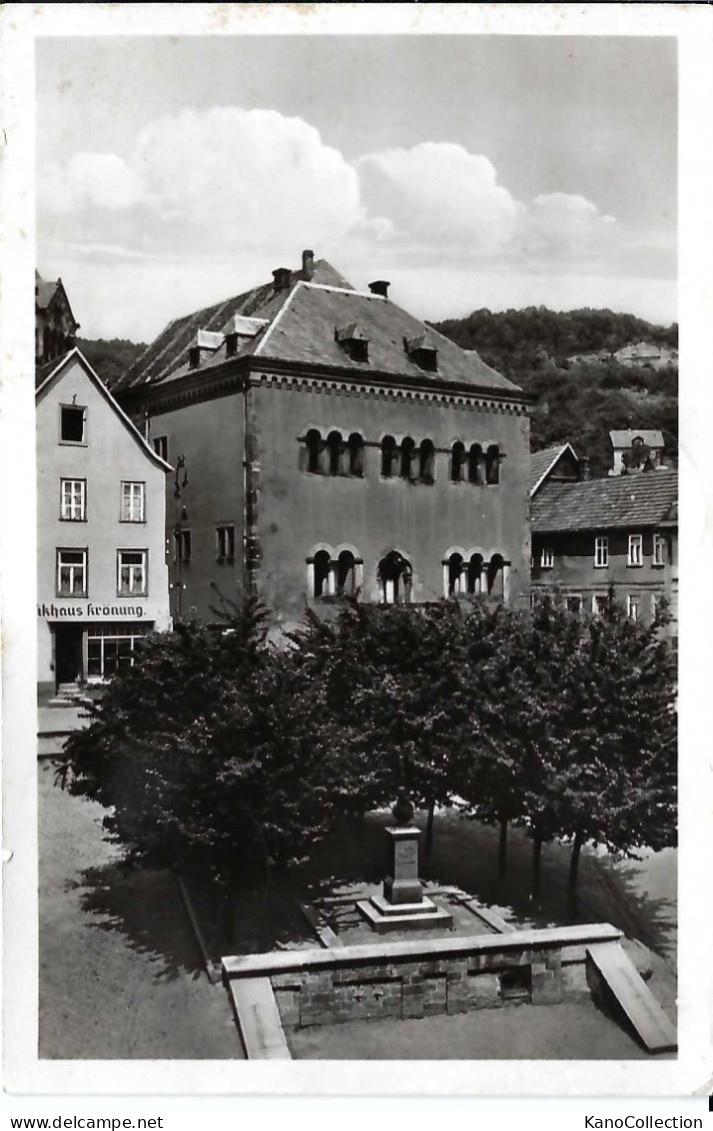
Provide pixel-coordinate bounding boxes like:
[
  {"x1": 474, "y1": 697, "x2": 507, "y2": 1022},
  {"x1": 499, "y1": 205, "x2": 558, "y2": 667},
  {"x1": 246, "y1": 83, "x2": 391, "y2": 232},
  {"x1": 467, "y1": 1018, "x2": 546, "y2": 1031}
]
[
  {"x1": 467, "y1": 553, "x2": 485, "y2": 596},
  {"x1": 306, "y1": 429, "x2": 322, "y2": 474},
  {"x1": 487, "y1": 553, "x2": 506, "y2": 598},
  {"x1": 468, "y1": 444, "x2": 484, "y2": 485},
  {"x1": 451, "y1": 441, "x2": 465, "y2": 483},
  {"x1": 400, "y1": 437, "x2": 416, "y2": 480},
  {"x1": 348, "y1": 433, "x2": 364, "y2": 478},
  {"x1": 378, "y1": 551, "x2": 412, "y2": 605},
  {"x1": 326, "y1": 431, "x2": 343, "y2": 476},
  {"x1": 485, "y1": 444, "x2": 500, "y2": 485},
  {"x1": 446, "y1": 552, "x2": 464, "y2": 596},
  {"x1": 312, "y1": 550, "x2": 332, "y2": 597},
  {"x1": 337, "y1": 550, "x2": 356, "y2": 596},
  {"x1": 419, "y1": 439, "x2": 435, "y2": 484},
  {"x1": 381, "y1": 435, "x2": 397, "y2": 478}
]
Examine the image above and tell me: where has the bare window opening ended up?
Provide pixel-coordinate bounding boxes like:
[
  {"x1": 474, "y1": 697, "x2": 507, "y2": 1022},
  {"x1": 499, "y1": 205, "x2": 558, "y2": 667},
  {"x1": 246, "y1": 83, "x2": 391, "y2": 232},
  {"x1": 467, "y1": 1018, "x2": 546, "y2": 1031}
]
[
  {"x1": 467, "y1": 553, "x2": 484, "y2": 595},
  {"x1": 500, "y1": 967, "x2": 531, "y2": 1002},
  {"x1": 60, "y1": 405, "x2": 86, "y2": 443},
  {"x1": 400, "y1": 437, "x2": 416, "y2": 480},
  {"x1": 450, "y1": 441, "x2": 465, "y2": 483},
  {"x1": 175, "y1": 529, "x2": 191, "y2": 563},
  {"x1": 419, "y1": 439, "x2": 435, "y2": 484},
  {"x1": 468, "y1": 444, "x2": 484, "y2": 484},
  {"x1": 378, "y1": 550, "x2": 412, "y2": 605},
  {"x1": 326, "y1": 431, "x2": 343, "y2": 476},
  {"x1": 446, "y1": 552, "x2": 464, "y2": 596},
  {"x1": 348, "y1": 433, "x2": 364, "y2": 477},
  {"x1": 153, "y1": 436, "x2": 168, "y2": 462},
  {"x1": 336, "y1": 550, "x2": 356, "y2": 596},
  {"x1": 216, "y1": 525, "x2": 235, "y2": 563},
  {"x1": 487, "y1": 554, "x2": 505, "y2": 598},
  {"x1": 485, "y1": 445, "x2": 500, "y2": 485},
  {"x1": 381, "y1": 435, "x2": 397, "y2": 478},
  {"x1": 305, "y1": 429, "x2": 322, "y2": 474},
  {"x1": 312, "y1": 550, "x2": 332, "y2": 597}
]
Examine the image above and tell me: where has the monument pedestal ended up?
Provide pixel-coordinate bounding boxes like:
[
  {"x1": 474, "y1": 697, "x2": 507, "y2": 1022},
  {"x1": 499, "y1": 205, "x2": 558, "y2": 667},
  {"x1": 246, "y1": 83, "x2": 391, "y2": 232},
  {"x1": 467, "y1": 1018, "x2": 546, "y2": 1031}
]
[{"x1": 357, "y1": 823, "x2": 453, "y2": 933}]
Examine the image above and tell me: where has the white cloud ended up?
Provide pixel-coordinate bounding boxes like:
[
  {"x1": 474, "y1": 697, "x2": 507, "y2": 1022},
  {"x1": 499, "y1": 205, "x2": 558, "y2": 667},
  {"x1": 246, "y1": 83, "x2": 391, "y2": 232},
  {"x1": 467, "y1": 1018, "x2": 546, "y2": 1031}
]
[
  {"x1": 522, "y1": 192, "x2": 617, "y2": 256},
  {"x1": 39, "y1": 153, "x2": 144, "y2": 214},
  {"x1": 357, "y1": 142, "x2": 523, "y2": 253}
]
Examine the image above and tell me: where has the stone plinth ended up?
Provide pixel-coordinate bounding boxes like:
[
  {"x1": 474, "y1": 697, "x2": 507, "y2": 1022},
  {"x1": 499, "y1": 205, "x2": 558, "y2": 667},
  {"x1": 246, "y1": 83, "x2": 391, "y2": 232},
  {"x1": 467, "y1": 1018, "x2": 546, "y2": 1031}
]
[{"x1": 383, "y1": 826, "x2": 422, "y2": 905}]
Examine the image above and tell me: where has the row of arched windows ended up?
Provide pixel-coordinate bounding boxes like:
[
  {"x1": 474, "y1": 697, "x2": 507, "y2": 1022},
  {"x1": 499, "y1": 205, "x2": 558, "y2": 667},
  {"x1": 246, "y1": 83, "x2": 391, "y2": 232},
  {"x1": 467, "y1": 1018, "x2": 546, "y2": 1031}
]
[
  {"x1": 306, "y1": 548, "x2": 508, "y2": 603},
  {"x1": 302, "y1": 431, "x2": 501, "y2": 485}
]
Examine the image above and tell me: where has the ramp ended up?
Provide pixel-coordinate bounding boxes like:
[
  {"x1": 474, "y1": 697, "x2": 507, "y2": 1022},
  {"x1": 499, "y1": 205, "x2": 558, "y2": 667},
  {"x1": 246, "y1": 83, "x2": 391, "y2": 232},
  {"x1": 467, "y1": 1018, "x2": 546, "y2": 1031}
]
[
  {"x1": 586, "y1": 942, "x2": 676, "y2": 1053},
  {"x1": 227, "y1": 976, "x2": 291, "y2": 1059}
]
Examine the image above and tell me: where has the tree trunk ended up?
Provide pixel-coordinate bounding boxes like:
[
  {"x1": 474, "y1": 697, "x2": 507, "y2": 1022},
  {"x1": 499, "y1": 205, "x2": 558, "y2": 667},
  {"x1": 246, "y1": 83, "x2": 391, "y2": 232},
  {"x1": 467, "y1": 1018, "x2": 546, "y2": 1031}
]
[
  {"x1": 568, "y1": 828, "x2": 584, "y2": 891},
  {"x1": 424, "y1": 798, "x2": 436, "y2": 865},
  {"x1": 497, "y1": 817, "x2": 508, "y2": 877}
]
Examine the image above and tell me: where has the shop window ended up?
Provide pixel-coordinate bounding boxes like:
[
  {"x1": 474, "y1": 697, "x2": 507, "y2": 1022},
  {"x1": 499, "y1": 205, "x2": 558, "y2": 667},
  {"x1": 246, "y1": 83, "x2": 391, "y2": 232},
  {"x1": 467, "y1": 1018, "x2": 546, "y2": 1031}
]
[
  {"x1": 87, "y1": 623, "x2": 148, "y2": 681},
  {"x1": 378, "y1": 550, "x2": 412, "y2": 604},
  {"x1": 56, "y1": 548, "x2": 87, "y2": 597},
  {"x1": 175, "y1": 529, "x2": 191, "y2": 563},
  {"x1": 628, "y1": 534, "x2": 643, "y2": 567},
  {"x1": 121, "y1": 481, "x2": 145, "y2": 523},
  {"x1": 60, "y1": 478, "x2": 86, "y2": 521},
  {"x1": 60, "y1": 405, "x2": 86, "y2": 444},
  {"x1": 118, "y1": 549, "x2": 147, "y2": 596},
  {"x1": 216, "y1": 525, "x2": 235, "y2": 563},
  {"x1": 594, "y1": 536, "x2": 609, "y2": 568}
]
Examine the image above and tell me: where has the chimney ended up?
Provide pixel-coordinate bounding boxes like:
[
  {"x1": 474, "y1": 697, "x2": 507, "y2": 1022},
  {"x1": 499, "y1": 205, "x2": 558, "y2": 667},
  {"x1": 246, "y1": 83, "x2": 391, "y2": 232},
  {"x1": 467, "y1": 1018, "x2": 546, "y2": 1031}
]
[
  {"x1": 369, "y1": 280, "x2": 390, "y2": 298},
  {"x1": 580, "y1": 456, "x2": 591, "y2": 481},
  {"x1": 272, "y1": 267, "x2": 292, "y2": 293},
  {"x1": 302, "y1": 249, "x2": 315, "y2": 281}
]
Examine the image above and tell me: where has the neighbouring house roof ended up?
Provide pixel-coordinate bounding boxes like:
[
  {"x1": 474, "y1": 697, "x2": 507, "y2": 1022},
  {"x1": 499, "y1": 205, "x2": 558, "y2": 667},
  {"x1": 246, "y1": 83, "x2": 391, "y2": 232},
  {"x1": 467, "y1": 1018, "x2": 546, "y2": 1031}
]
[
  {"x1": 531, "y1": 468, "x2": 678, "y2": 533},
  {"x1": 35, "y1": 347, "x2": 173, "y2": 473},
  {"x1": 115, "y1": 260, "x2": 522, "y2": 397},
  {"x1": 35, "y1": 269, "x2": 78, "y2": 327},
  {"x1": 609, "y1": 429, "x2": 664, "y2": 449},
  {"x1": 529, "y1": 442, "x2": 579, "y2": 496}
]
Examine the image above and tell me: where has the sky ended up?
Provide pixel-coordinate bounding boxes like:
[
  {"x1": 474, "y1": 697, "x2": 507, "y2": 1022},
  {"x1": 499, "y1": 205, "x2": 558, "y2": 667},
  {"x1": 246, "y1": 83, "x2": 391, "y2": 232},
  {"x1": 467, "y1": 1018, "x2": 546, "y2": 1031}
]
[{"x1": 36, "y1": 35, "x2": 677, "y2": 342}]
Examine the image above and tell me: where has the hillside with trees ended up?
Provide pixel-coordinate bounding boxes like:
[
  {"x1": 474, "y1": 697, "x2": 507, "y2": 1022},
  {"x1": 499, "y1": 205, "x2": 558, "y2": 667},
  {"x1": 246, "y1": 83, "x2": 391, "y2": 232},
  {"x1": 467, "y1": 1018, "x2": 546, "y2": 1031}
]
[
  {"x1": 432, "y1": 307, "x2": 678, "y2": 477},
  {"x1": 78, "y1": 338, "x2": 147, "y2": 390}
]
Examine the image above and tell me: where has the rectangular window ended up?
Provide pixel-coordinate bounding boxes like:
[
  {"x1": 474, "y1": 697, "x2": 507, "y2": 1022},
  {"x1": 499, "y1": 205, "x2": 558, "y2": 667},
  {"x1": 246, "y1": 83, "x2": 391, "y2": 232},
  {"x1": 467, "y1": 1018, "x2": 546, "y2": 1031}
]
[
  {"x1": 60, "y1": 478, "x2": 86, "y2": 521},
  {"x1": 592, "y1": 593, "x2": 608, "y2": 617},
  {"x1": 60, "y1": 405, "x2": 86, "y2": 443},
  {"x1": 117, "y1": 549, "x2": 147, "y2": 596},
  {"x1": 627, "y1": 594, "x2": 641, "y2": 622},
  {"x1": 653, "y1": 533, "x2": 666, "y2": 567},
  {"x1": 216, "y1": 525, "x2": 235, "y2": 563},
  {"x1": 594, "y1": 536, "x2": 609, "y2": 568},
  {"x1": 153, "y1": 436, "x2": 168, "y2": 461},
  {"x1": 87, "y1": 623, "x2": 149, "y2": 681},
  {"x1": 175, "y1": 529, "x2": 191, "y2": 563},
  {"x1": 121, "y1": 481, "x2": 145, "y2": 523},
  {"x1": 628, "y1": 534, "x2": 643, "y2": 567},
  {"x1": 539, "y1": 547, "x2": 554, "y2": 569},
  {"x1": 56, "y1": 548, "x2": 87, "y2": 596},
  {"x1": 566, "y1": 594, "x2": 583, "y2": 614}
]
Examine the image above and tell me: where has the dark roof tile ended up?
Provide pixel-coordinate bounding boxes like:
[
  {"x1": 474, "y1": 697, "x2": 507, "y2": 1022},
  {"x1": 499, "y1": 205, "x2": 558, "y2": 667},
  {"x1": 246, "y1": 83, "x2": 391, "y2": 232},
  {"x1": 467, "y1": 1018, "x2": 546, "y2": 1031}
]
[{"x1": 531, "y1": 470, "x2": 678, "y2": 532}]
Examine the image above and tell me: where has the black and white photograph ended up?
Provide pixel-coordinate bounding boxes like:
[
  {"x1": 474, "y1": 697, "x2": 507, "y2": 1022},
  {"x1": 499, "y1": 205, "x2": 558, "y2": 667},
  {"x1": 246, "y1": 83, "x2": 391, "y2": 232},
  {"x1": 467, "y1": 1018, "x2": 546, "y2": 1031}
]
[{"x1": 2, "y1": 0, "x2": 712, "y2": 1113}]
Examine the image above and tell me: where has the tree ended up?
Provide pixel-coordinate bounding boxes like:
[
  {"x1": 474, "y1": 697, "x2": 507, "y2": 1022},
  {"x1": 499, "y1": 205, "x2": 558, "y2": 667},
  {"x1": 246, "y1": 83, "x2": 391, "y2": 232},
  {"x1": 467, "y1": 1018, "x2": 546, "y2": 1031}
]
[{"x1": 57, "y1": 598, "x2": 344, "y2": 889}]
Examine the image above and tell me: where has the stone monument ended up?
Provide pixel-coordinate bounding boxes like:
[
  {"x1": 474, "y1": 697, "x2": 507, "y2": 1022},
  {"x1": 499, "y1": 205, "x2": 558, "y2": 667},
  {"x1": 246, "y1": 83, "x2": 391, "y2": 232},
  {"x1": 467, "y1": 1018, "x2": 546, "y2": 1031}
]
[{"x1": 357, "y1": 791, "x2": 453, "y2": 933}]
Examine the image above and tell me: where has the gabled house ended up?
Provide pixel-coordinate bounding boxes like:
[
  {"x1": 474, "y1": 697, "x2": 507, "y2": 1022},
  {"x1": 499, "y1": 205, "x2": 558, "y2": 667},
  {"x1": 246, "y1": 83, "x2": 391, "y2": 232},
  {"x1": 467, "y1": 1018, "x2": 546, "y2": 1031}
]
[
  {"x1": 114, "y1": 250, "x2": 533, "y2": 630},
  {"x1": 36, "y1": 349, "x2": 172, "y2": 696},
  {"x1": 35, "y1": 270, "x2": 80, "y2": 367}
]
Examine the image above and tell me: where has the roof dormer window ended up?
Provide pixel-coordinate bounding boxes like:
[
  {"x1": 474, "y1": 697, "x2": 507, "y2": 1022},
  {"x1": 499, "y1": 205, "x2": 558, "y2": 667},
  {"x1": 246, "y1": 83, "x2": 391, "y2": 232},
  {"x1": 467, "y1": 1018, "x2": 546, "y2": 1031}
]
[
  {"x1": 404, "y1": 334, "x2": 438, "y2": 372},
  {"x1": 335, "y1": 322, "x2": 369, "y2": 363},
  {"x1": 189, "y1": 329, "x2": 223, "y2": 370}
]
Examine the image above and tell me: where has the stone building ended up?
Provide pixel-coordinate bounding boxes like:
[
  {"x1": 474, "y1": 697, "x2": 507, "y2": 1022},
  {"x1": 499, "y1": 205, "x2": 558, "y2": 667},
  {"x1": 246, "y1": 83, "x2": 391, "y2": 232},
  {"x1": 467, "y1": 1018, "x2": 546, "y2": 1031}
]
[
  {"x1": 114, "y1": 251, "x2": 532, "y2": 631},
  {"x1": 35, "y1": 270, "x2": 80, "y2": 366},
  {"x1": 530, "y1": 441, "x2": 677, "y2": 631},
  {"x1": 36, "y1": 348, "x2": 172, "y2": 697}
]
